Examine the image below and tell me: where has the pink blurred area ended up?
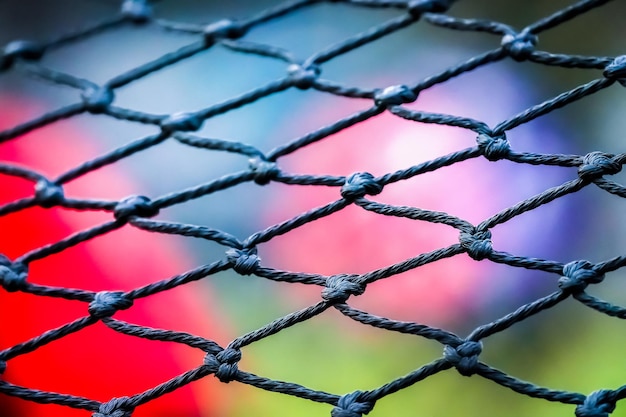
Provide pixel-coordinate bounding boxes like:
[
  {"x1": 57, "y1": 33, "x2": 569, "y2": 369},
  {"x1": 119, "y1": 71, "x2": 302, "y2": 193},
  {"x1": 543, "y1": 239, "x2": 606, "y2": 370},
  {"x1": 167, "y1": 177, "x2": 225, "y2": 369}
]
[{"x1": 260, "y1": 69, "x2": 573, "y2": 327}]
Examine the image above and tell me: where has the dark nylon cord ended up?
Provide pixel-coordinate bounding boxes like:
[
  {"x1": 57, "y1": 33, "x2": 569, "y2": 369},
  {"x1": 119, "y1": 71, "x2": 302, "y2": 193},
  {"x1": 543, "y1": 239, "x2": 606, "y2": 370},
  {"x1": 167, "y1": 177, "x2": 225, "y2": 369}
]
[{"x1": 1, "y1": 0, "x2": 625, "y2": 416}]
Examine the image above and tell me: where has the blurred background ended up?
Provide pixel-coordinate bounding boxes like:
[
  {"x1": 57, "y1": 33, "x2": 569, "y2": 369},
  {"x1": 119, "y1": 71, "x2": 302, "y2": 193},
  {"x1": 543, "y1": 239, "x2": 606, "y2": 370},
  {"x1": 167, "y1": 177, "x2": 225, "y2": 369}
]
[{"x1": 1, "y1": 0, "x2": 626, "y2": 416}]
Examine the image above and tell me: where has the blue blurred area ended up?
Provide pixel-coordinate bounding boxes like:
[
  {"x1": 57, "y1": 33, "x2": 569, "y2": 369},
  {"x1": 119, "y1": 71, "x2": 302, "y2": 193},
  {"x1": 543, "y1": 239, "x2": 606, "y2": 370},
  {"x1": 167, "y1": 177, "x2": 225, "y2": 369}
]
[{"x1": 1, "y1": 1, "x2": 626, "y2": 416}]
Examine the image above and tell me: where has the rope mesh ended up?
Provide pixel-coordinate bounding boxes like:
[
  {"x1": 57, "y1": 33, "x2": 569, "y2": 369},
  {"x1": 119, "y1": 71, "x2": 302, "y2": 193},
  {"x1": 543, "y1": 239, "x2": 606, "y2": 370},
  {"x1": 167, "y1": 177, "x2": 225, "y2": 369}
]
[{"x1": 1, "y1": 0, "x2": 625, "y2": 416}]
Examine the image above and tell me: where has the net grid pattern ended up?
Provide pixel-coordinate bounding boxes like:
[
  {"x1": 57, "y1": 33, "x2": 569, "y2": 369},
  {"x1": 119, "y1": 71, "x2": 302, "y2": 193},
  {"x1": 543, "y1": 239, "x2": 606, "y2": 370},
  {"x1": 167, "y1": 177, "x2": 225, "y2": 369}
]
[{"x1": 1, "y1": 0, "x2": 626, "y2": 416}]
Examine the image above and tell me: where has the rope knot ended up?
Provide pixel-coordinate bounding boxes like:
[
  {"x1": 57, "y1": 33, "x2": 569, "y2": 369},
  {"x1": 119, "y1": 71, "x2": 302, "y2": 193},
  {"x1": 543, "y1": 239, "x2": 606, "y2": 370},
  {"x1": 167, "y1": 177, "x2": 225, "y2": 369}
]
[
  {"x1": 226, "y1": 248, "x2": 260, "y2": 275},
  {"x1": 477, "y1": 133, "x2": 510, "y2": 161},
  {"x1": 160, "y1": 112, "x2": 204, "y2": 133},
  {"x1": 321, "y1": 275, "x2": 365, "y2": 304},
  {"x1": 121, "y1": 0, "x2": 152, "y2": 24},
  {"x1": 407, "y1": 0, "x2": 452, "y2": 17},
  {"x1": 1, "y1": 40, "x2": 44, "y2": 70},
  {"x1": 341, "y1": 172, "x2": 383, "y2": 200},
  {"x1": 114, "y1": 195, "x2": 159, "y2": 221},
  {"x1": 603, "y1": 55, "x2": 626, "y2": 87},
  {"x1": 93, "y1": 396, "x2": 133, "y2": 417},
  {"x1": 249, "y1": 157, "x2": 280, "y2": 185},
  {"x1": 82, "y1": 86, "x2": 115, "y2": 114},
  {"x1": 374, "y1": 84, "x2": 418, "y2": 107},
  {"x1": 501, "y1": 30, "x2": 537, "y2": 62},
  {"x1": 443, "y1": 340, "x2": 483, "y2": 376},
  {"x1": 34, "y1": 179, "x2": 65, "y2": 208},
  {"x1": 575, "y1": 390, "x2": 617, "y2": 417},
  {"x1": 204, "y1": 348, "x2": 242, "y2": 383},
  {"x1": 0, "y1": 256, "x2": 27, "y2": 292},
  {"x1": 88, "y1": 291, "x2": 133, "y2": 318},
  {"x1": 204, "y1": 19, "x2": 245, "y2": 45},
  {"x1": 459, "y1": 229, "x2": 493, "y2": 261},
  {"x1": 578, "y1": 152, "x2": 621, "y2": 181},
  {"x1": 287, "y1": 63, "x2": 320, "y2": 90},
  {"x1": 331, "y1": 391, "x2": 375, "y2": 417},
  {"x1": 558, "y1": 260, "x2": 604, "y2": 293}
]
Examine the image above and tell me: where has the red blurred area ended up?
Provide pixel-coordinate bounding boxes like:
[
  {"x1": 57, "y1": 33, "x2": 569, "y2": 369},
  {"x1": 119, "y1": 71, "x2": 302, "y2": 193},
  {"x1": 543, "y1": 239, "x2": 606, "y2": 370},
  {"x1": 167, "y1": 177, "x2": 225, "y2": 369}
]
[{"x1": 0, "y1": 97, "x2": 229, "y2": 416}]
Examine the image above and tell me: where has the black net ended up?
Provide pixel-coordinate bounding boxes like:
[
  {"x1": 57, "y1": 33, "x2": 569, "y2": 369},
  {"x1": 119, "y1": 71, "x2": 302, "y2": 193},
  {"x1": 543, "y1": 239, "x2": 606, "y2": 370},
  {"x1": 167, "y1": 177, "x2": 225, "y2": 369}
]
[{"x1": 1, "y1": 0, "x2": 625, "y2": 416}]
